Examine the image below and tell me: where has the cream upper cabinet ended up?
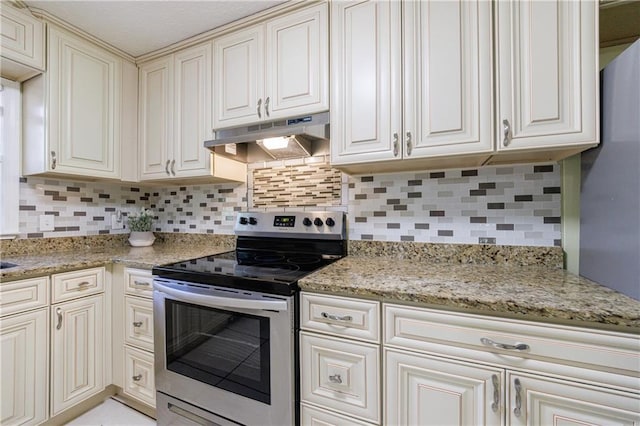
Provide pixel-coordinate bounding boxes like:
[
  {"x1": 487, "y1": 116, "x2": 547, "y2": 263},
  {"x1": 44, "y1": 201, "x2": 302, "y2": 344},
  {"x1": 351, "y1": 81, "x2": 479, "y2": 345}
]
[
  {"x1": 0, "y1": 3, "x2": 44, "y2": 81},
  {"x1": 330, "y1": 0, "x2": 492, "y2": 171},
  {"x1": 139, "y1": 55, "x2": 173, "y2": 180},
  {"x1": 139, "y1": 43, "x2": 244, "y2": 182},
  {"x1": 495, "y1": 0, "x2": 598, "y2": 153},
  {"x1": 22, "y1": 23, "x2": 135, "y2": 180},
  {"x1": 213, "y1": 2, "x2": 328, "y2": 129}
]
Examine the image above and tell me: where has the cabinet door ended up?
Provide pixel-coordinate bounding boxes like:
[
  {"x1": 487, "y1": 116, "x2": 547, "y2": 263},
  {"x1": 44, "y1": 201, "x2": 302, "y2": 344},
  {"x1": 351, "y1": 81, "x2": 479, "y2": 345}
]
[
  {"x1": 0, "y1": 4, "x2": 45, "y2": 80},
  {"x1": 0, "y1": 308, "x2": 48, "y2": 426},
  {"x1": 51, "y1": 294, "x2": 104, "y2": 415},
  {"x1": 385, "y1": 349, "x2": 503, "y2": 426},
  {"x1": 403, "y1": 0, "x2": 493, "y2": 158},
  {"x1": 48, "y1": 26, "x2": 121, "y2": 178},
  {"x1": 123, "y1": 346, "x2": 155, "y2": 408},
  {"x1": 213, "y1": 24, "x2": 263, "y2": 129},
  {"x1": 508, "y1": 372, "x2": 640, "y2": 426},
  {"x1": 173, "y1": 42, "x2": 212, "y2": 177},
  {"x1": 265, "y1": 3, "x2": 329, "y2": 119},
  {"x1": 496, "y1": 0, "x2": 598, "y2": 151},
  {"x1": 330, "y1": 0, "x2": 402, "y2": 165},
  {"x1": 139, "y1": 55, "x2": 173, "y2": 180}
]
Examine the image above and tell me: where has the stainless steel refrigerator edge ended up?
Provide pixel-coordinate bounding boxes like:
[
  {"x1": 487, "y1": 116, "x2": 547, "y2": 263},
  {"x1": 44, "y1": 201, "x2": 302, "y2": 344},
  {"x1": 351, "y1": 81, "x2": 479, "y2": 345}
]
[{"x1": 580, "y1": 40, "x2": 640, "y2": 300}]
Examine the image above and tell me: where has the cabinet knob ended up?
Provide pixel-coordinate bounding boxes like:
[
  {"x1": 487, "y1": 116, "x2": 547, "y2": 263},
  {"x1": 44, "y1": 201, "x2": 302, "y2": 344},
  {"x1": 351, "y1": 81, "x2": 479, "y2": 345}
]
[
  {"x1": 132, "y1": 374, "x2": 143, "y2": 382},
  {"x1": 133, "y1": 321, "x2": 143, "y2": 328},
  {"x1": 328, "y1": 374, "x2": 342, "y2": 384}
]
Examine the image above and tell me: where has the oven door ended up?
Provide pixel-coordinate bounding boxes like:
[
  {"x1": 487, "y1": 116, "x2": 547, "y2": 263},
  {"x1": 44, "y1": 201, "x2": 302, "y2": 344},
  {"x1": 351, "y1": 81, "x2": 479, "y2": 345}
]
[{"x1": 153, "y1": 278, "x2": 295, "y2": 426}]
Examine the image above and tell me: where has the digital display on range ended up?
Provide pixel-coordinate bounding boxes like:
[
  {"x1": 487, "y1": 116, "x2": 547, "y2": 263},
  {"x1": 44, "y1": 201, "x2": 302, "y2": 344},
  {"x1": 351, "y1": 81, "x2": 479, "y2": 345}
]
[{"x1": 273, "y1": 216, "x2": 296, "y2": 227}]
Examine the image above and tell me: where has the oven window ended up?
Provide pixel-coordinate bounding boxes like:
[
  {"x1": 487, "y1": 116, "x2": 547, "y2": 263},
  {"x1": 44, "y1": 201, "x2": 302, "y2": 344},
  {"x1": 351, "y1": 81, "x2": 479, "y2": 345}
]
[{"x1": 165, "y1": 299, "x2": 271, "y2": 404}]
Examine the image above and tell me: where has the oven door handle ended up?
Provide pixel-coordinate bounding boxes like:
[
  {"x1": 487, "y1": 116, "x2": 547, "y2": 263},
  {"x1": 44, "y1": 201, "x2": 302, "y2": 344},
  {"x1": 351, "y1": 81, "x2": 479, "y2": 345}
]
[{"x1": 154, "y1": 281, "x2": 288, "y2": 312}]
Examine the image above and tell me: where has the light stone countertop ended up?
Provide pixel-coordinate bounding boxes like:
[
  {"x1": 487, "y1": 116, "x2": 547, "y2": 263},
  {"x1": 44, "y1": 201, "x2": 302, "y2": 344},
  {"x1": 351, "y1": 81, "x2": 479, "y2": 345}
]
[
  {"x1": 0, "y1": 243, "x2": 233, "y2": 281},
  {"x1": 299, "y1": 256, "x2": 640, "y2": 333}
]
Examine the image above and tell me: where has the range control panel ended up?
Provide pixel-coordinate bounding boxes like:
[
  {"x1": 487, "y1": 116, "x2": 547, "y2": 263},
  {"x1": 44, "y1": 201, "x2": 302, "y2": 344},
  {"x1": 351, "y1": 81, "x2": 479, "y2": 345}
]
[{"x1": 235, "y1": 211, "x2": 346, "y2": 240}]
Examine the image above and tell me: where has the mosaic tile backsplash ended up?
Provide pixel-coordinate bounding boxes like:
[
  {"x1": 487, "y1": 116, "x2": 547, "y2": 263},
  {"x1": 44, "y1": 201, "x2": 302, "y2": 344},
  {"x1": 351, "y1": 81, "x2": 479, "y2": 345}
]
[{"x1": 15, "y1": 161, "x2": 561, "y2": 247}]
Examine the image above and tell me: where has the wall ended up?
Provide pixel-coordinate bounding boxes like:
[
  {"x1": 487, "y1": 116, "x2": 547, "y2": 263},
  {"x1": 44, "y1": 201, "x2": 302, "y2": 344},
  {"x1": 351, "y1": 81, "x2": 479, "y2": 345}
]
[{"x1": 16, "y1": 158, "x2": 561, "y2": 247}]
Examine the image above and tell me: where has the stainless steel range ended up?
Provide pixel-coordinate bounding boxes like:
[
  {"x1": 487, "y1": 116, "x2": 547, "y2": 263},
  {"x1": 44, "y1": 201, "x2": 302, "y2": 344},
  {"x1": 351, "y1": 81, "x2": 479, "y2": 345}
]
[{"x1": 152, "y1": 211, "x2": 346, "y2": 426}]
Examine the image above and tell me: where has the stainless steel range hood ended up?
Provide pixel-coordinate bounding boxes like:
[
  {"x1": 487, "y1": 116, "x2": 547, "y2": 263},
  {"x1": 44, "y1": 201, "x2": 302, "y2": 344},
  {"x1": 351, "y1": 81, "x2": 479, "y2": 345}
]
[{"x1": 204, "y1": 112, "x2": 329, "y2": 162}]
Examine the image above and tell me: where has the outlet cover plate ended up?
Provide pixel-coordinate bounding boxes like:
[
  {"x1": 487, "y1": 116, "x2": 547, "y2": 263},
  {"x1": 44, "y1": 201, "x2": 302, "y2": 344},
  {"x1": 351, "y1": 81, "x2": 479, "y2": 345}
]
[
  {"x1": 111, "y1": 214, "x2": 124, "y2": 230},
  {"x1": 39, "y1": 215, "x2": 54, "y2": 231}
]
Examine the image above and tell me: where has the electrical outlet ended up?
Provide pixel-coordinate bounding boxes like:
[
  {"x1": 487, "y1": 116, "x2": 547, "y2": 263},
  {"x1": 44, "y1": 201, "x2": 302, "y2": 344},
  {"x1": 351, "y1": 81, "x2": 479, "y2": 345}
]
[
  {"x1": 39, "y1": 215, "x2": 54, "y2": 231},
  {"x1": 111, "y1": 214, "x2": 124, "y2": 230}
]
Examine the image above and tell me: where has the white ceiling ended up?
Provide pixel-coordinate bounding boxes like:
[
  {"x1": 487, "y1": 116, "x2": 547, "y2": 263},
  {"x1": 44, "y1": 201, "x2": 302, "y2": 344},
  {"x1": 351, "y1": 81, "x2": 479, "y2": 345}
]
[{"x1": 23, "y1": 0, "x2": 288, "y2": 57}]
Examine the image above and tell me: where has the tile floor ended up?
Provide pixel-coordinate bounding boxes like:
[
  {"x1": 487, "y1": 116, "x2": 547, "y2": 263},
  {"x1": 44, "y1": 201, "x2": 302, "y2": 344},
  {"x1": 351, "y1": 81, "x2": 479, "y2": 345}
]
[{"x1": 65, "y1": 398, "x2": 156, "y2": 426}]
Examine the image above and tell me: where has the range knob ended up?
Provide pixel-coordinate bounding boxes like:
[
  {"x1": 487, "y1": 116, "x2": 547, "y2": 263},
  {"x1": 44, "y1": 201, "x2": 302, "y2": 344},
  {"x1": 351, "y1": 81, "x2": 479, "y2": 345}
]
[
  {"x1": 239, "y1": 217, "x2": 248, "y2": 225},
  {"x1": 325, "y1": 217, "x2": 335, "y2": 227},
  {"x1": 303, "y1": 218, "x2": 313, "y2": 227},
  {"x1": 249, "y1": 217, "x2": 258, "y2": 225},
  {"x1": 313, "y1": 218, "x2": 324, "y2": 227}
]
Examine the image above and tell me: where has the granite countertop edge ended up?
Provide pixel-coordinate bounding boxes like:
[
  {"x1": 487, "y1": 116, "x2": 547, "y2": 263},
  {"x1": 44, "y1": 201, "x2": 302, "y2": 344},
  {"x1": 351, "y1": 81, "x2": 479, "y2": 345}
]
[{"x1": 298, "y1": 256, "x2": 640, "y2": 334}]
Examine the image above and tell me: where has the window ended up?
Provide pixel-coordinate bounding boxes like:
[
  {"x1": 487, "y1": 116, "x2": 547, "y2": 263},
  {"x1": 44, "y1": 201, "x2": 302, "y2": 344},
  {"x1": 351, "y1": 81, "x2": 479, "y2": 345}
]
[{"x1": 0, "y1": 78, "x2": 20, "y2": 238}]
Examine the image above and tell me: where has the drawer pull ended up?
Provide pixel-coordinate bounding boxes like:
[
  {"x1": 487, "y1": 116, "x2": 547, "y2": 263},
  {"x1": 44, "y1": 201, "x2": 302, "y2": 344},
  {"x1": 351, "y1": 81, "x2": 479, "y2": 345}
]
[
  {"x1": 133, "y1": 321, "x2": 143, "y2": 328},
  {"x1": 513, "y1": 378, "x2": 522, "y2": 417},
  {"x1": 77, "y1": 281, "x2": 90, "y2": 288},
  {"x1": 132, "y1": 374, "x2": 142, "y2": 382},
  {"x1": 481, "y1": 337, "x2": 529, "y2": 351},
  {"x1": 133, "y1": 280, "x2": 150, "y2": 287},
  {"x1": 329, "y1": 374, "x2": 342, "y2": 384},
  {"x1": 491, "y1": 374, "x2": 500, "y2": 412},
  {"x1": 56, "y1": 307, "x2": 63, "y2": 330},
  {"x1": 321, "y1": 312, "x2": 353, "y2": 322}
]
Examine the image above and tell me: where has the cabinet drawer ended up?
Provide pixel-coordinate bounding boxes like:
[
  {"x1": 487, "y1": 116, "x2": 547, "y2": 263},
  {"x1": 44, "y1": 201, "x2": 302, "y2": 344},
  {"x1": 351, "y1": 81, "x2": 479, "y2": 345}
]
[
  {"x1": 123, "y1": 346, "x2": 156, "y2": 408},
  {"x1": 124, "y1": 268, "x2": 153, "y2": 298},
  {"x1": 301, "y1": 403, "x2": 377, "y2": 426},
  {"x1": 301, "y1": 293, "x2": 380, "y2": 343},
  {"x1": 300, "y1": 332, "x2": 380, "y2": 423},
  {"x1": 384, "y1": 304, "x2": 640, "y2": 375},
  {"x1": 125, "y1": 296, "x2": 154, "y2": 351},
  {"x1": 0, "y1": 276, "x2": 48, "y2": 317},
  {"x1": 52, "y1": 267, "x2": 104, "y2": 303}
]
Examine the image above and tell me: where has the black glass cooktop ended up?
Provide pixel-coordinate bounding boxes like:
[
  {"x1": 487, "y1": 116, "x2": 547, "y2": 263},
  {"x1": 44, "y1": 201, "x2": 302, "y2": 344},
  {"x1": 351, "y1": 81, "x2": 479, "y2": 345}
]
[{"x1": 152, "y1": 247, "x2": 344, "y2": 296}]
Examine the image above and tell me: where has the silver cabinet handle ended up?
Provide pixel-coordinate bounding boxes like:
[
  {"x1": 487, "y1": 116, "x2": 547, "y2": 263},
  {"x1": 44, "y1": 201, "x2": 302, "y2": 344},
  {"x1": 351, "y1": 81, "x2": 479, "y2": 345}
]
[
  {"x1": 257, "y1": 98, "x2": 262, "y2": 118},
  {"x1": 329, "y1": 374, "x2": 342, "y2": 384},
  {"x1": 265, "y1": 96, "x2": 270, "y2": 117},
  {"x1": 77, "y1": 281, "x2": 90, "y2": 289},
  {"x1": 321, "y1": 312, "x2": 352, "y2": 322},
  {"x1": 133, "y1": 321, "x2": 143, "y2": 328},
  {"x1": 51, "y1": 151, "x2": 57, "y2": 170},
  {"x1": 491, "y1": 374, "x2": 500, "y2": 413},
  {"x1": 132, "y1": 374, "x2": 142, "y2": 382},
  {"x1": 56, "y1": 307, "x2": 63, "y2": 330},
  {"x1": 481, "y1": 337, "x2": 529, "y2": 351},
  {"x1": 165, "y1": 160, "x2": 170, "y2": 175},
  {"x1": 406, "y1": 131, "x2": 412, "y2": 156},
  {"x1": 133, "y1": 281, "x2": 150, "y2": 287},
  {"x1": 393, "y1": 133, "x2": 399, "y2": 157},
  {"x1": 170, "y1": 159, "x2": 176, "y2": 176},
  {"x1": 502, "y1": 119, "x2": 511, "y2": 147},
  {"x1": 513, "y1": 378, "x2": 522, "y2": 417}
]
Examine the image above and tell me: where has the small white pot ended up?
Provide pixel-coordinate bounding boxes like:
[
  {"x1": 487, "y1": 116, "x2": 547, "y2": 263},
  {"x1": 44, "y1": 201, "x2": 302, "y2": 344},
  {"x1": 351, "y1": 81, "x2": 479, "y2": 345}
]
[{"x1": 128, "y1": 231, "x2": 155, "y2": 247}]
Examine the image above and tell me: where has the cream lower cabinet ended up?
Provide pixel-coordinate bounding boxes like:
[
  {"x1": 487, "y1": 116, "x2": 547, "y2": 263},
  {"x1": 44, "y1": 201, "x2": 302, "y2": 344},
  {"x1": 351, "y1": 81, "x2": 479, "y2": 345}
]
[
  {"x1": 0, "y1": 308, "x2": 49, "y2": 426},
  {"x1": 50, "y1": 294, "x2": 104, "y2": 416},
  {"x1": 384, "y1": 303, "x2": 640, "y2": 426},
  {"x1": 117, "y1": 267, "x2": 156, "y2": 409},
  {"x1": 300, "y1": 293, "x2": 380, "y2": 425}
]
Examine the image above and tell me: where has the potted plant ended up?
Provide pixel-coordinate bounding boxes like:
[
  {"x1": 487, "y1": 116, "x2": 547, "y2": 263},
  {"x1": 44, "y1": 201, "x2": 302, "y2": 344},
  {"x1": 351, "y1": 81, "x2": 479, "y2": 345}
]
[{"x1": 127, "y1": 208, "x2": 155, "y2": 247}]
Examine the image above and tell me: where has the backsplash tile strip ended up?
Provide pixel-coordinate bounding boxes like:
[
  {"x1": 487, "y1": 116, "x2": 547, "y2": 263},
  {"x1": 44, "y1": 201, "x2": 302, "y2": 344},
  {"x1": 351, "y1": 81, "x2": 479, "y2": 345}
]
[{"x1": 15, "y1": 162, "x2": 560, "y2": 247}]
